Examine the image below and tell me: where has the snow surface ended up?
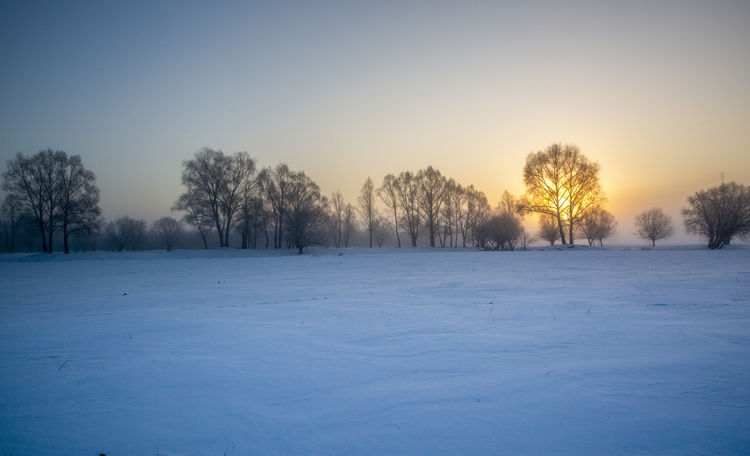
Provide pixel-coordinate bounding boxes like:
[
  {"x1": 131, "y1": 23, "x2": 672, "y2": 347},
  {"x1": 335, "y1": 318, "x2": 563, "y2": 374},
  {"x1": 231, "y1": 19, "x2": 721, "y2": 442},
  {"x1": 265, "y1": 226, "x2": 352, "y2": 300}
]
[{"x1": 1, "y1": 246, "x2": 749, "y2": 455}]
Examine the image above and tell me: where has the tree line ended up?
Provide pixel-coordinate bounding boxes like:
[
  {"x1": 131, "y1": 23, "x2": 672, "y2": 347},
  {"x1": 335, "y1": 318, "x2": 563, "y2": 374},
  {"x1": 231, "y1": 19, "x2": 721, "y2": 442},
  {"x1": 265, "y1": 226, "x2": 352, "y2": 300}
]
[{"x1": 2, "y1": 144, "x2": 749, "y2": 253}]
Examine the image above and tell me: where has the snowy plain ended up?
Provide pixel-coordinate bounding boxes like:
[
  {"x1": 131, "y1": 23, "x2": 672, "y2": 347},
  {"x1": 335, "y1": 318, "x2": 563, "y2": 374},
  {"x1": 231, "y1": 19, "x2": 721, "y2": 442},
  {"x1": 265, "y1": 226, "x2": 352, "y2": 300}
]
[{"x1": 1, "y1": 246, "x2": 749, "y2": 455}]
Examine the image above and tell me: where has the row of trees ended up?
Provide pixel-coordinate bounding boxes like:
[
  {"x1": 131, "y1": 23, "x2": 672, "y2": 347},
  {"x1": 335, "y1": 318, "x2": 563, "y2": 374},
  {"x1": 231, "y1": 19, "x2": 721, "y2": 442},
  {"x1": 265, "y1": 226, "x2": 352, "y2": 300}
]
[{"x1": 3, "y1": 145, "x2": 748, "y2": 252}]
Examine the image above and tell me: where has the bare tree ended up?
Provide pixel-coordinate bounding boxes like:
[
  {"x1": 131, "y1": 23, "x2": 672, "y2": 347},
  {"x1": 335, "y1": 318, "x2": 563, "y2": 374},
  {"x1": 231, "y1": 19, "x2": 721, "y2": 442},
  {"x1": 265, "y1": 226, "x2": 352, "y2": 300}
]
[
  {"x1": 152, "y1": 216, "x2": 183, "y2": 251},
  {"x1": 127, "y1": 218, "x2": 148, "y2": 251},
  {"x1": 475, "y1": 212, "x2": 523, "y2": 251},
  {"x1": 259, "y1": 164, "x2": 294, "y2": 249},
  {"x1": 377, "y1": 174, "x2": 401, "y2": 247},
  {"x1": 357, "y1": 177, "x2": 378, "y2": 248},
  {"x1": 2, "y1": 194, "x2": 26, "y2": 253},
  {"x1": 417, "y1": 166, "x2": 448, "y2": 247},
  {"x1": 326, "y1": 191, "x2": 345, "y2": 248},
  {"x1": 284, "y1": 171, "x2": 328, "y2": 254},
  {"x1": 173, "y1": 190, "x2": 214, "y2": 249},
  {"x1": 394, "y1": 171, "x2": 421, "y2": 247},
  {"x1": 458, "y1": 185, "x2": 490, "y2": 247},
  {"x1": 519, "y1": 227, "x2": 536, "y2": 251},
  {"x1": 537, "y1": 214, "x2": 560, "y2": 245},
  {"x1": 635, "y1": 207, "x2": 674, "y2": 247},
  {"x1": 578, "y1": 209, "x2": 617, "y2": 246},
  {"x1": 439, "y1": 179, "x2": 458, "y2": 247},
  {"x1": 105, "y1": 216, "x2": 147, "y2": 252},
  {"x1": 682, "y1": 182, "x2": 750, "y2": 249},
  {"x1": 176, "y1": 148, "x2": 256, "y2": 248},
  {"x1": 3, "y1": 150, "x2": 65, "y2": 252},
  {"x1": 372, "y1": 216, "x2": 391, "y2": 247},
  {"x1": 522, "y1": 143, "x2": 606, "y2": 244},
  {"x1": 342, "y1": 203, "x2": 357, "y2": 248},
  {"x1": 56, "y1": 154, "x2": 101, "y2": 253}
]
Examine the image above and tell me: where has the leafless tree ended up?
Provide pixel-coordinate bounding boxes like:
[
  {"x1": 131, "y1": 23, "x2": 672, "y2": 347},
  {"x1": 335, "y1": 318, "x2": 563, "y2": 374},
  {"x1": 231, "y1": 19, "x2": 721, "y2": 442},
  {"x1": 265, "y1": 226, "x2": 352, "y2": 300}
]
[
  {"x1": 537, "y1": 214, "x2": 560, "y2": 245},
  {"x1": 173, "y1": 190, "x2": 214, "y2": 249},
  {"x1": 635, "y1": 207, "x2": 674, "y2": 247},
  {"x1": 377, "y1": 174, "x2": 401, "y2": 247},
  {"x1": 259, "y1": 164, "x2": 294, "y2": 249},
  {"x1": 105, "y1": 216, "x2": 148, "y2": 252},
  {"x1": 357, "y1": 177, "x2": 378, "y2": 247},
  {"x1": 578, "y1": 209, "x2": 617, "y2": 246},
  {"x1": 56, "y1": 154, "x2": 101, "y2": 253},
  {"x1": 342, "y1": 203, "x2": 357, "y2": 248},
  {"x1": 326, "y1": 191, "x2": 345, "y2": 248},
  {"x1": 2, "y1": 194, "x2": 26, "y2": 253},
  {"x1": 3, "y1": 150, "x2": 65, "y2": 252},
  {"x1": 417, "y1": 166, "x2": 448, "y2": 247},
  {"x1": 176, "y1": 148, "x2": 256, "y2": 248},
  {"x1": 394, "y1": 171, "x2": 421, "y2": 247},
  {"x1": 372, "y1": 216, "x2": 391, "y2": 247},
  {"x1": 682, "y1": 182, "x2": 750, "y2": 249},
  {"x1": 439, "y1": 179, "x2": 459, "y2": 247},
  {"x1": 475, "y1": 212, "x2": 523, "y2": 251},
  {"x1": 152, "y1": 216, "x2": 183, "y2": 251},
  {"x1": 458, "y1": 185, "x2": 490, "y2": 247},
  {"x1": 284, "y1": 171, "x2": 328, "y2": 254},
  {"x1": 521, "y1": 143, "x2": 606, "y2": 244}
]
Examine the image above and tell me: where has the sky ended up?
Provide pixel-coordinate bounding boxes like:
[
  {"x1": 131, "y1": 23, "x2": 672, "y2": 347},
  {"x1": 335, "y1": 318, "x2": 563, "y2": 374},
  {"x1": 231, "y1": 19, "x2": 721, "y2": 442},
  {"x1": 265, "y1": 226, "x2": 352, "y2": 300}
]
[{"x1": 1, "y1": 0, "x2": 749, "y2": 244}]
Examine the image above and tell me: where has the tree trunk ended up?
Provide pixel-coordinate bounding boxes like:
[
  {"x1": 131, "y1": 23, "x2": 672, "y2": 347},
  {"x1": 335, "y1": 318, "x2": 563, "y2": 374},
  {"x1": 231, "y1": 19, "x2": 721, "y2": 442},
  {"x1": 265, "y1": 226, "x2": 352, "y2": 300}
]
[{"x1": 63, "y1": 220, "x2": 70, "y2": 254}]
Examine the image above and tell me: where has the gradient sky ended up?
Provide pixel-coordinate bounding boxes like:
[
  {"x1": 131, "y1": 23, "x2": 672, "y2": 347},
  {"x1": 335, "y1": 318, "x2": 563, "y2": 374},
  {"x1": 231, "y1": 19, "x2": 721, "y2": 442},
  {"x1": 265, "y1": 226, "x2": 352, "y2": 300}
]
[{"x1": 1, "y1": 1, "x2": 749, "y2": 244}]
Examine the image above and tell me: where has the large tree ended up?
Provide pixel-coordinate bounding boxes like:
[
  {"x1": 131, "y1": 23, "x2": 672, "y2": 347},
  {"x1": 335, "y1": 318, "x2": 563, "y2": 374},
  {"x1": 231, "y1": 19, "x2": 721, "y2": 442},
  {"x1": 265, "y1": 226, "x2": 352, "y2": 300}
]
[
  {"x1": 635, "y1": 207, "x2": 674, "y2": 247},
  {"x1": 417, "y1": 166, "x2": 448, "y2": 247},
  {"x1": 173, "y1": 190, "x2": 214, "y2": 249},
  {"x1": 152, "y1": 216, "x2": 183, "y2": 252},
  {"x1": 3, "y1": 149, "x2": 100, "y2": 253},
  {"x1": 377, "y1": 174, "x2": 402, "y2": 247},
  {"x1": 176, "y1": 148, "x2": 256, "y2": 248},
  {"x1": 357, "y1": 177, "x2": 378, "y2": 248},
  {"x1": 394, "y1": 171, "x2": 421, "y2": 247},
  {"x1": 284, "y1": 171, "x2": 328, "y2": 254},
  {"x1": 259, "y1": 164, "x2": 294, "y2": 249},
  {"x1": 682, "y1": 182, "x2": 750, "y2": 249},
  {"x1": 521, "y1": 143, "x2": 606, "y2": 245},
  {"x1": 56, "y1": 154, "x2": 101, "y2": 253}
]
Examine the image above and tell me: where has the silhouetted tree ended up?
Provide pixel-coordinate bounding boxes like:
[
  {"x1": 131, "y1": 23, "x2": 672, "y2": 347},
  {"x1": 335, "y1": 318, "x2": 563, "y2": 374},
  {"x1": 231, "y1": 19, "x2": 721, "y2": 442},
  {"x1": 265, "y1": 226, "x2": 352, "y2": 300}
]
[
  {"x1": 537, "y1": 214, "x2": 560, "y2": 245},
  {"x1": 173, "y1": 190, "x2": 214, "y2": 249},
  {"x1": 417, "y1": 166, "x2": 448, "y2": 247},
  {"x1": 326, "y1": 191, "x2": 345, "y2": 248},
  {"x1": 522, "y1": 143, "x2": 606, "y2": 244},
  {"x1": 394, "y1": 171, "x2": 421, "y2": 247},
  {"x1": 578, "y1": 209, "x2": 617, "y2": 246},
  {"x1": 439, "y1": 179, "x2": 459, "y2": 247},
  {"x1": 152, "y1": 216, "x2": 183, "y2": 251},
  {"x1": 284, "y1": 171, "x2": 328, "y2": 254},
  {"x1": 372, "y1": 217, "x2": 391, "y2": 247},
  {"x1": 342, "y1": 203, "x2": 357, "y2": 248},
  {"x1": 259, "y1": 164, "x2": 294, "y2": 249},
  {"x1": 176, "y1": 148, "x2": 256, "y2": 248},
  {"x1": 635, "y1": 207, "x2": 674, "y2": 247},
  {"x1": 458, "y1": 185, "x2": 490, "y2": 247},
  {"x1": 475, "y1": 213, "x2": 523, "y2": 251},
  {"x1": 3, "y1": 150, "x2": 65, "y2": 252},
  {"x1": 377, "y1": 174, "x2": 401, "y2": 247},
  {"x1": 105, "y1": 216, "x2": 147, "y2": 252},
  {"x1": 2, "y1": 194, "x2": 25, "y2": 253},
  {"x1": 682, "y1": 182, "x2": 750, "y2": 249},
  {"x1": 57, "y1": 154, "x2": 101, "y2": 253},
  {"x1": 357, "y1": 176, "x2": 378, "y2": 247}
]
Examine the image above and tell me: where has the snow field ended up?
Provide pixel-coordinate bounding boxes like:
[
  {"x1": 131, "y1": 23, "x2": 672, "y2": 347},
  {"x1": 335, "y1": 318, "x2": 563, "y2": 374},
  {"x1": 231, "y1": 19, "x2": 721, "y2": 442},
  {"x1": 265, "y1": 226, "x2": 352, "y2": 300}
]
[{"x1": 1, "y1": 247, "x2": 749, "y2": 455}]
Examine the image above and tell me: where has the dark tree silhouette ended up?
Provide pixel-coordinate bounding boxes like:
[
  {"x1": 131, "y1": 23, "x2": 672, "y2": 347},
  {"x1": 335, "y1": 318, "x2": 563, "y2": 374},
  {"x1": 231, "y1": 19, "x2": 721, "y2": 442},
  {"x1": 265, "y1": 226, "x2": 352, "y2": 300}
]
[
  {"x1": 259, "y1": 164, "x2": 294, "y2": 249},
  {"x1": 284, "y1": 171, "x2": 328, "y2": 254},
  {"x1": 177, "y1": 148, "x2": 256, "y2": 248},
  {"x1": 635, "y1": 207, "x2": 674, "y2": 247},
  {"x1": 417, "y1": 166, "x2": 448, "y2": 247},
  {"x1": 357, "y1": 177, "x2": 378, "y2": 247},
  {"x1": 578, "y1": 209, "x2": 616, "y2": 246},
  {"x1": 173, "y1": 190, "x2": 214, "y2": 249},
  {"x1": 394, "y1": 171, "x2": 421, "y2": 247},
  {"x1": 682, "y1": 182, "x2": 750, "y2": 249},
  {"x1": 57, "y1": 154, "x2": 101, "y2": 253},
  {"x1": 152, "y1": 216, "x2": 183, "y2": 251},
  {"x1": 377, "y1": 174, "x2": 402, "y2": 247}
]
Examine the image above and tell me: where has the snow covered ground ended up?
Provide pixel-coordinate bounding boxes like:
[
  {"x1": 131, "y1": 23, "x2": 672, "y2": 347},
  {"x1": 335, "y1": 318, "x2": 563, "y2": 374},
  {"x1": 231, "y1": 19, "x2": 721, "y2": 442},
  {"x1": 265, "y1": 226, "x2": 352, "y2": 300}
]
[{"x1": 1, "y1": 246, "x2": 749, "y2": 455}]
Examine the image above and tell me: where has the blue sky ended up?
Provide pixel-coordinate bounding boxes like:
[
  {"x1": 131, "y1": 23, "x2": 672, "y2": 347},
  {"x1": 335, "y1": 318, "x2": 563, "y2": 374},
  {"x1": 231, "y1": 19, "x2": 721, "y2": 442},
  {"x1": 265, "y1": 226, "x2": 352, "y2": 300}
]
[{"x1": 1, "y1": 1, "x2": 749, "y2": 243}]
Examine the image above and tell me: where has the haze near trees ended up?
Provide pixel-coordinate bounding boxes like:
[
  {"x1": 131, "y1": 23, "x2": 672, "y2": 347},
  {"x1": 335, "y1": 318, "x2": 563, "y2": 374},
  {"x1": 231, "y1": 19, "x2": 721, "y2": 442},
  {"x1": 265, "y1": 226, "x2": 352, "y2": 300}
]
[{"x1": 635, "y1": 208, "x2": 674, "y2": 247}]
